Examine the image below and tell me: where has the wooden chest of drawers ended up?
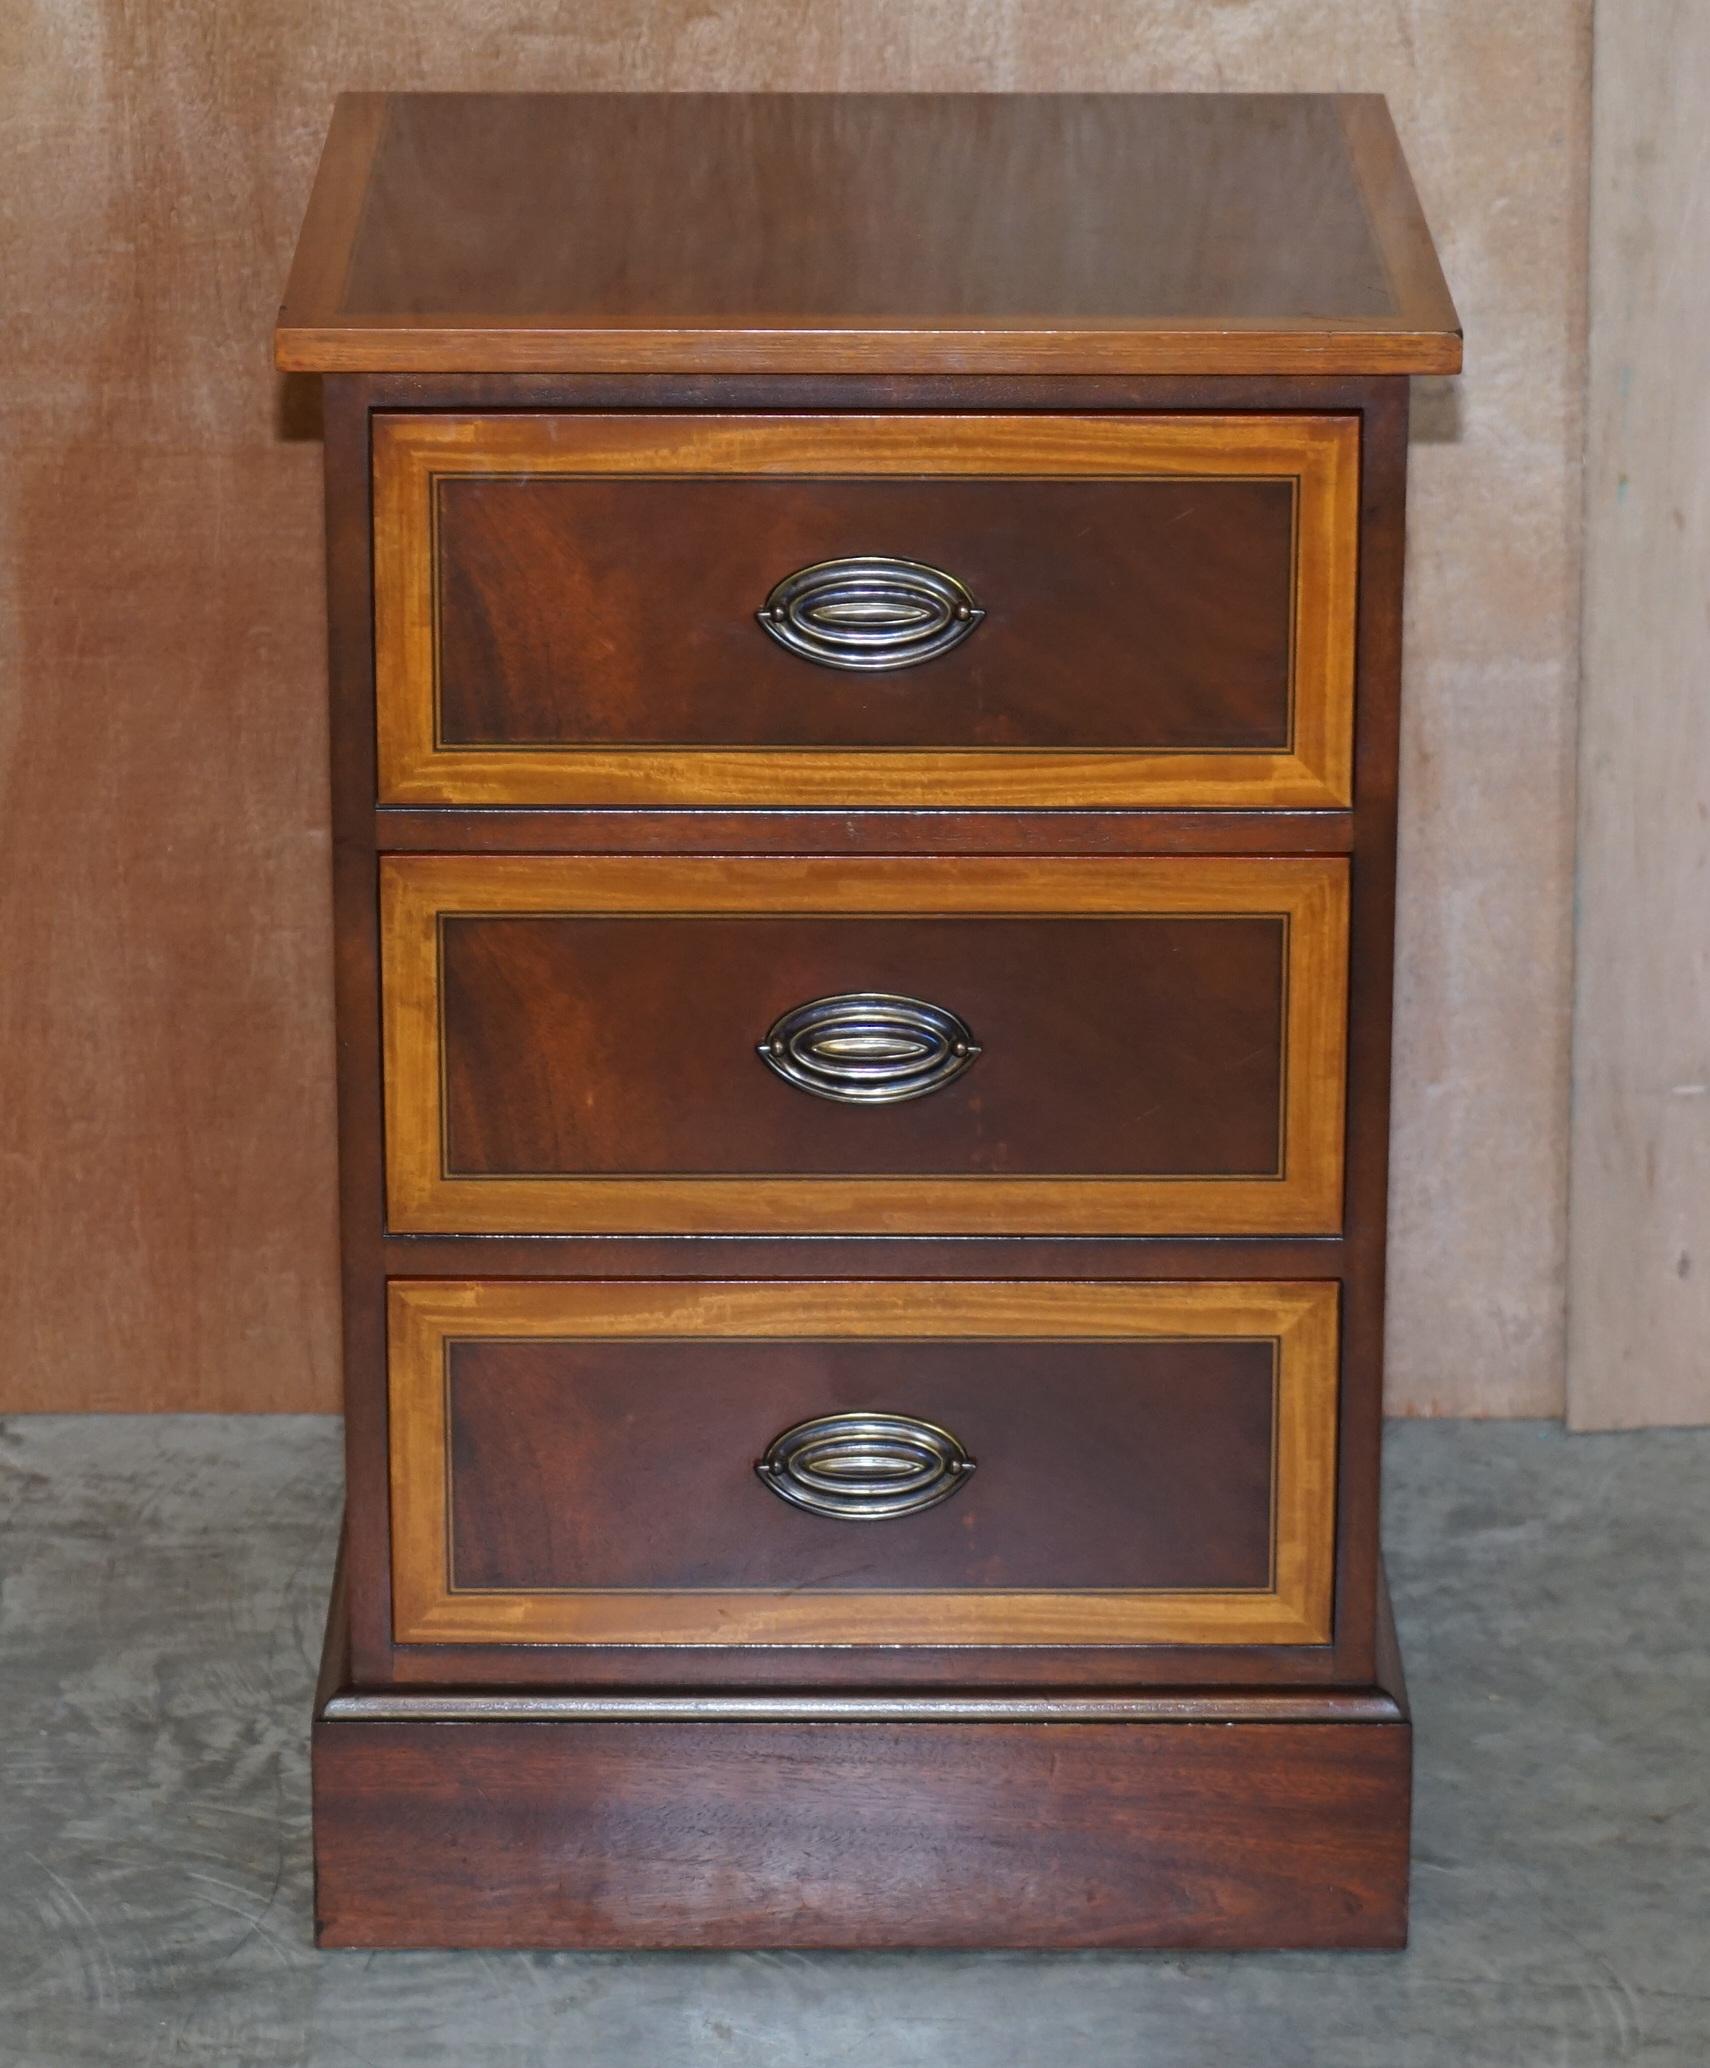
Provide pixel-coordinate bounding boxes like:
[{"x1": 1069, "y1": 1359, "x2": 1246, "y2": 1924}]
[{"x1": 278, "y1": 90, "x2": 1460, "y2": 1951}]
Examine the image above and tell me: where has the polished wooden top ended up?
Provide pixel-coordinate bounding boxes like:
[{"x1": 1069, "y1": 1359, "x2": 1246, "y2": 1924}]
[{"x1": 276, "y1": 93, "x2": 1460, "y2": 377}]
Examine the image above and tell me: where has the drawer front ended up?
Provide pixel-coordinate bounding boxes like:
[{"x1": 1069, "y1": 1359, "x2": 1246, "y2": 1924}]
[
  {"x1": 373, "y1": 413, "x2": 1358, "y2": 808},
  {"x1": 388, "y1": 1280, "x2": 1338, "y2": 1647},
  {"x1": 381, "y1": 855, "x2": 1348, "y2": 1236}
]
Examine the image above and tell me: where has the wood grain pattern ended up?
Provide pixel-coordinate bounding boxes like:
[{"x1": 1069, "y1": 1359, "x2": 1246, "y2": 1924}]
[
  {"x1": 1567, "y1": 0, "x2": 1710, "y2": 1429},
  {"x1": 387, "y1": 1279, "x2": 1339, "y2": 1647},
  {"x1": 437, "y1": 912, "x2": 1290, "y2": 1179},
  {"x1": 433, "y1": 478, "x2": 1296, "y2": 748},
  {"x1": 379, "y1": 853, "x2": 1350, "y2": 1236},
  {"x1": 313, "y1": 1711, "x2": 1410, "y2": 1949},
  {"x1": 447, "y1": 1340, "x2": 1278, "y2": 1589},
  {"x1": 310, "y1": 1567, "x2": 1412, "y2": 1953},
  {"x1": 373, "y1": 411, "x2": 1359, "y2": 807},
  {"x1": 292, "y1": 329, "x2": 1460, "y2": 379},
  {"x1": 276, "y1": 91, "x2": 1458, "y2": 377}
]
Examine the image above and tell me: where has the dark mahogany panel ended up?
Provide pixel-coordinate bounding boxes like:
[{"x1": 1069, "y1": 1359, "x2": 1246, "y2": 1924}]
[
  {"x1": 313, "y1": 1710, "x2": 1411, "y2": 1950},
  {"x1": 439, "y1": 913, "x2": 1286, "y2": 1179},
  {"x1": 434, "y1": 473, "x2": 1296, "y2": 751},
  {"x1": 331, "y1": 93, "x2": 1399, "y2": 327},
  {"x1": 445, "y1": 1335, "x2": 1276, "y2": 1596}
]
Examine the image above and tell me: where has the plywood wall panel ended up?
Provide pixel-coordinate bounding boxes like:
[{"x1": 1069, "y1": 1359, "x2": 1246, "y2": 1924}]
[
  {"x1": 0, "y1": 0, "x2": 1590, "y2": 1413},
  {"x1": 1567, "y1": 1, "x2": 1710, "y2": 1430}
]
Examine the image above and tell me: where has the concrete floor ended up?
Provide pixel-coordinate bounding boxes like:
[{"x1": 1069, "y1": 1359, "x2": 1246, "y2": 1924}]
[{"x1": 1, "y1": 1418, "x2": 1706, "y2": 2067}]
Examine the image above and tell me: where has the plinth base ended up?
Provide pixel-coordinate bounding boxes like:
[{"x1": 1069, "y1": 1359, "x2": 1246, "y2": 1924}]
[{"x1": 312, "y1": 1576, "x2": 1411, "y2": 1950}]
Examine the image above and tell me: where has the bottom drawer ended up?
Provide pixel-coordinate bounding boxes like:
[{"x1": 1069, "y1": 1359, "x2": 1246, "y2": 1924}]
[{"x1": 388, "y1": 1280, "x2": 1338, "y2": 1649}]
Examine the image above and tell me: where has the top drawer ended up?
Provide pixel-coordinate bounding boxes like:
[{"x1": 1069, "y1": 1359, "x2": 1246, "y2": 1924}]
[{"x1": 373, "y1": 414, "x2": 1359, "y2": 810}]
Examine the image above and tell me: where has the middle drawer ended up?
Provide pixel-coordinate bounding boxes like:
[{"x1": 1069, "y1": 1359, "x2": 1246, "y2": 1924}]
[{"x1": 381, "y1": 854, "x2": 1347, "y2": 1237}]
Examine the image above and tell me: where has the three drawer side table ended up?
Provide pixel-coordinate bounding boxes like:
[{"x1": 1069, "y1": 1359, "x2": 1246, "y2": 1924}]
[{"x1": 277, "y1": 90, "x2": 1460, "y2": 1951}]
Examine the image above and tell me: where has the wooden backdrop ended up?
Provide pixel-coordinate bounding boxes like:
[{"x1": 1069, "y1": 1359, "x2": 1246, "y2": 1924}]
[{"x1": 1, "y1": 1, "x2": 1592, "y2": 1415}]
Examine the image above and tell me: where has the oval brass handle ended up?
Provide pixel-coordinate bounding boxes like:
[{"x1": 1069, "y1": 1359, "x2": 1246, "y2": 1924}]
[
  {"x1": 757, "y1": 556, "x2": 984, "y2": 671},
  {"x1": 758, "y1": 992, "x2": 981, "y2": 1104},
  {"x1": 756, "y1": 1413, "x2": 976, "y2": 1520}
]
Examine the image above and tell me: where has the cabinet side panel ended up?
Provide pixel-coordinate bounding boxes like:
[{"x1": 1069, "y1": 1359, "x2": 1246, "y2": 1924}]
[
  {"x1": 325, "y1": 375, "x2": 393, "y2": 1682},
  {"x1": 1332, "y1": 379, "x2": 1410, "y2": 1682}
]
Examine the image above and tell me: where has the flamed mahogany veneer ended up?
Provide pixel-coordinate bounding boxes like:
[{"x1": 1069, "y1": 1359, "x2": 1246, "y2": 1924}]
[
  {"x1": 371, "y1": 412, "x2": 1359, "y2": 807},
  {"x1": 380, "y1": 854, "x2": 1350, "y2": 1236},
  {"x1": 281, "y1": 89, "x2": 1459, "y2": 1951}
]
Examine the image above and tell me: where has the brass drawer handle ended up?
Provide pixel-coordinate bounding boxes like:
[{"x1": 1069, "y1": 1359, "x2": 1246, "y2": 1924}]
[
  {"x1": 759, "y1": 992, "x2": 981, "y2": 1105},
  {"x1": 756, "y1": 1412, "x2": 975, "y2": 1520},
  {"x1": 758, "y1": 556, "x2": 984, "y2": 671}
]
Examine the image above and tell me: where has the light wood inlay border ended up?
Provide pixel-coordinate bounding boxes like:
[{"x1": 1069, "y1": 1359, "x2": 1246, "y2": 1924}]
[
  {"x1": 387, "y1": 1279, "x2": 1339, "y2": 1647},
  {"x1": 372, "y1": 413, "x2": 1359, "y2": 809},
  {"x1": 291, "y1": 322, "x2": 1460, "y2": 377},
  {"x1": 379, "y1": 853, "x2": 1349, "y2": 1236}
]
